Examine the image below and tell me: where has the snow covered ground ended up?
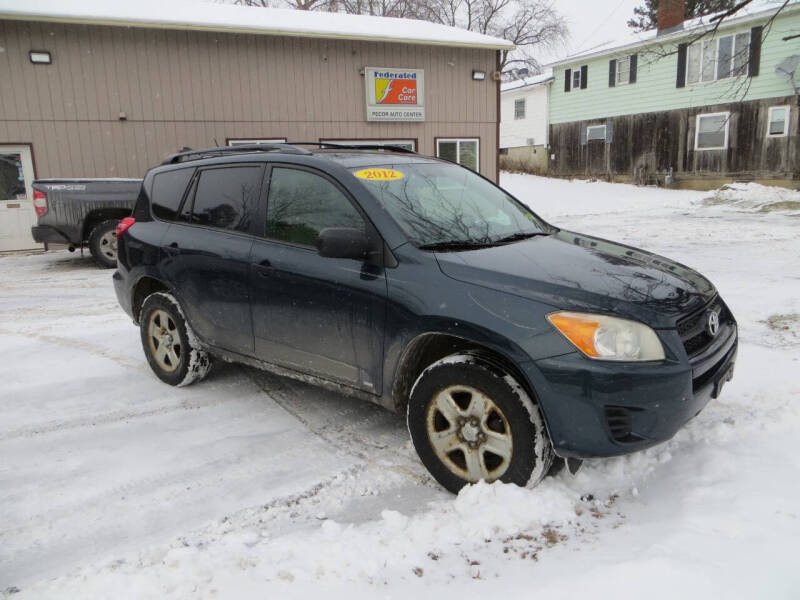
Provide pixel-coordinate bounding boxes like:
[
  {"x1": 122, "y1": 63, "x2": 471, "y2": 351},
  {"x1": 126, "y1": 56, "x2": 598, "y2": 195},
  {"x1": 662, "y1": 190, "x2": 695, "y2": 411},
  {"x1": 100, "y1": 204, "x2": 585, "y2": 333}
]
[{"x1": 1, "y1": 175, "x2": 799, "y2": 599}]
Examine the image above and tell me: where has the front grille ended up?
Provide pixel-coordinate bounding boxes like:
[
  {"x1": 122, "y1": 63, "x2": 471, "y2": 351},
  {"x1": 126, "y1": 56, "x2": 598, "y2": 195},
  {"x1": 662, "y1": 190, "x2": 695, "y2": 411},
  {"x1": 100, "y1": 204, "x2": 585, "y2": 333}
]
[{"x1": 677, "y1": 297, "x2": 730, "y2": 358}]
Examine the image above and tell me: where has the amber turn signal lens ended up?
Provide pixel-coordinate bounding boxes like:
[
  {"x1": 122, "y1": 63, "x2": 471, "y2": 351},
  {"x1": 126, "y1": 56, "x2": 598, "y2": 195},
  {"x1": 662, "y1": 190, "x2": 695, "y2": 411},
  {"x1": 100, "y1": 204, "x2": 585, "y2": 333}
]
[{"x1": 547, "y1": 313, "x2": 601, "y2": 357}]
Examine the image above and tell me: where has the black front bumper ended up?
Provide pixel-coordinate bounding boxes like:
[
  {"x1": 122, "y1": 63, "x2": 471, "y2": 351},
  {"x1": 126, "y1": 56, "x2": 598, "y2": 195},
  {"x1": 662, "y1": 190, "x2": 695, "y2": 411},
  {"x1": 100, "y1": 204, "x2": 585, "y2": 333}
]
[
  {"x1": 31, "y1": 225, "x2": 71, "y2": 244},
  {"x1": 528, "y1": 321, "x2": 738, "y2": 459}
]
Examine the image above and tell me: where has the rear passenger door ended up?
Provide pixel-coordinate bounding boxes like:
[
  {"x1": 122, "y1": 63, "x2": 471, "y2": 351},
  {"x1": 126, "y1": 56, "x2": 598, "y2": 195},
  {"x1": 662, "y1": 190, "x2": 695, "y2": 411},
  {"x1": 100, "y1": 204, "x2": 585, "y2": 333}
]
[
  {"x1": 160, "y1": 164, "x2": 264, "y2": 355},
  {"x1": 249, "y1": 165, "x2": 387, "y2": 393}
]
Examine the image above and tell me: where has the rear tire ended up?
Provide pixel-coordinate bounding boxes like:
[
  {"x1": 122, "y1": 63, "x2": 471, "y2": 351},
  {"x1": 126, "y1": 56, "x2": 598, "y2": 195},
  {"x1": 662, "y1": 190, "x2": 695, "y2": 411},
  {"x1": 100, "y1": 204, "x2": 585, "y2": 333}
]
[
  {"x1": 88, "y1": 219, "x2": 119, "y2": 269},
  {"x1": 140, "y1": 292, "x2": 211, "y2": 387},
  {"x1": 407, "y1": 354, "x2": 553, "y2": 494}
]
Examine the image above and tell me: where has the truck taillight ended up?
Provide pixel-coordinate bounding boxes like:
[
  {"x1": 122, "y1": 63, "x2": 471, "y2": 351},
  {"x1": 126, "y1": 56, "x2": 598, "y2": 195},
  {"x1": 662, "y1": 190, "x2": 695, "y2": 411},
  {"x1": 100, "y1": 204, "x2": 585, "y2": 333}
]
[
  {"x1": 33, "y1": 190, "x2": 48, "y2": 217},
  {"x1": 116, "y1": 217, "x2": 136, "y2": 238}
]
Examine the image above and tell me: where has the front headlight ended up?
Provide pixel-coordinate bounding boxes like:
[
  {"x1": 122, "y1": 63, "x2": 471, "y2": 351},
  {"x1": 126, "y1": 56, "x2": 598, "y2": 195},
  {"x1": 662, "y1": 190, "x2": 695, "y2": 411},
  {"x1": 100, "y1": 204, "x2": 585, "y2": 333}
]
[{"x1": 547, "y1": 311, "x2": 665, "y2": 362}]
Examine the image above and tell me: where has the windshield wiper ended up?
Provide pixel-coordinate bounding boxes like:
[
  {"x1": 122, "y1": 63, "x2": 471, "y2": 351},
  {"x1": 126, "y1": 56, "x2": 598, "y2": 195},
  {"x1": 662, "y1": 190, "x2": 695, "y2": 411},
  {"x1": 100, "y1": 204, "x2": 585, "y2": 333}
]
[
  {"x1": 418, "y1": 239, "x2": 498, "y2": 252},
  {"x1": 492, "y1": 231, "x2": 552, "y2": 244}
]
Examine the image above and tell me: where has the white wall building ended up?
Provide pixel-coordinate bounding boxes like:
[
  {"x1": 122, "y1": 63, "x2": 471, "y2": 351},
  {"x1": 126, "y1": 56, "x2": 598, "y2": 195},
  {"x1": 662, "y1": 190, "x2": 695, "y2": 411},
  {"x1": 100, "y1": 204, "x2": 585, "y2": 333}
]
[{"x1": 500, "y1": 71, "x2": 552, "y2": 172}]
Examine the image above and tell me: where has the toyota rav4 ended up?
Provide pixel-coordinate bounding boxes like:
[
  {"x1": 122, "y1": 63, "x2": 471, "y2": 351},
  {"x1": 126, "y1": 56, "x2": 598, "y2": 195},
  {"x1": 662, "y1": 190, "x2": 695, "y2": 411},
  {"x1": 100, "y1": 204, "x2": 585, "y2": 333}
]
[{"x1": 113, "y1": 143, "x2": 738, "y2": 493}]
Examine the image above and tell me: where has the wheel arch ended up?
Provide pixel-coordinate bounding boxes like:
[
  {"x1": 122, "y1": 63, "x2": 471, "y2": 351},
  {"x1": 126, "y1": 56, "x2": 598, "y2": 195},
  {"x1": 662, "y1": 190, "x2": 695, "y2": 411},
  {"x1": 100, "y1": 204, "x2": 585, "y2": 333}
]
[
  {"x1": 82, "y1": 209, "x2": 131, "y2": 240},
  {"x1": 131, "y1": 275, "x2": 171, "y2": 324},
  {"x1": 391, "y1": 332, "x2": 543, "y2": 417}
]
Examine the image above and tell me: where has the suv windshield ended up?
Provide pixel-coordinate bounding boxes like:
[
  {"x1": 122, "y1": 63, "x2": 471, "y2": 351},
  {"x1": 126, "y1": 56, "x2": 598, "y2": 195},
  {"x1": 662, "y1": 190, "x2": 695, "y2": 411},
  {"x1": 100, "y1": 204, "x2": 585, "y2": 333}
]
[{"x1": 353, "y1": 162, "x2": 550, "y2": 248}]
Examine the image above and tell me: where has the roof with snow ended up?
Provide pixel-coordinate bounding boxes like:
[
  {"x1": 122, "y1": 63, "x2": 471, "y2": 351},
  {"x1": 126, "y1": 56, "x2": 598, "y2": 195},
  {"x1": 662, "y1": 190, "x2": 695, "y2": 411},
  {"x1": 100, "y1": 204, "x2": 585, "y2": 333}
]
[
  {"x1": 0, "y1": 0, "x2": 514, "y2": 50},
  {"x1": 501, "y1": 69, "x2": 554, "y2": 93},
  {"x1": 550, "y1": 0, "x2": 800, "y2": 66}
]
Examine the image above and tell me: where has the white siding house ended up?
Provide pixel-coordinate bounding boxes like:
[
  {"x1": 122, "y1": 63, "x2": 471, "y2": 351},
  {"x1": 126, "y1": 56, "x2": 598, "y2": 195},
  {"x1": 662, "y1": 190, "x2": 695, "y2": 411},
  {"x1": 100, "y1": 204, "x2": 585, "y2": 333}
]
[{"x1": 500, "y1": 71, "x2": 552, "y2": 172}]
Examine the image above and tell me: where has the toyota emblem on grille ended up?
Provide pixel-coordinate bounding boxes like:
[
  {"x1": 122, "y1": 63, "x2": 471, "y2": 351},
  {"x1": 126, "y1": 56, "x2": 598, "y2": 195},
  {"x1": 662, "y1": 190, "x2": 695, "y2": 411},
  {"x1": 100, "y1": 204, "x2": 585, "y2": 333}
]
[{"x1": 707, "y1": 310, "x2": 720, "y2": 337}]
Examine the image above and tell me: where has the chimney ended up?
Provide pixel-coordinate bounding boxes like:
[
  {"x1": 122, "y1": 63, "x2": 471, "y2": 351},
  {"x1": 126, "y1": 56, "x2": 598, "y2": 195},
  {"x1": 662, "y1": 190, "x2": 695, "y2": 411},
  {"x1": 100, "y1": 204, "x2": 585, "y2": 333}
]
[{"x1": 657, "y1": 0, "x2": 685, "y2": 34}]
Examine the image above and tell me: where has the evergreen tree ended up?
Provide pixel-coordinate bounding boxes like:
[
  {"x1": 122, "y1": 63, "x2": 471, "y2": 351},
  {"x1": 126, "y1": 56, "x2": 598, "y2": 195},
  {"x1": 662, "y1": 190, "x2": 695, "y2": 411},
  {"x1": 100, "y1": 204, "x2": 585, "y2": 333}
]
[{"x1": 627, "y1": 0, "x2": 736, "y2": 31}]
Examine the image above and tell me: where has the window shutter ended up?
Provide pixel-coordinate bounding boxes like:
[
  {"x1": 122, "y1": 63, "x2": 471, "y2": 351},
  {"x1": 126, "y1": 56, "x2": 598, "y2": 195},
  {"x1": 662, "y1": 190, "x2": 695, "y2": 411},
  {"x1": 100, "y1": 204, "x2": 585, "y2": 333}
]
[
  {"x1": 580, "y1": 65, "x2": 588, "y2": 89},
  {"x1": 580, "y1": 125, "x2": 588, "y2": 146},
  {"x1": 609, "y1": 59, "x2": 617, "y2": 87},
  {"x1": 606, "y1": 121, "x2": 614, "y2": 143},
  {"x1": 749, "y1": 26, "x2": 762, "y2": 77},
  {"x1": 676, "y1": 43, "x2": 687, "y2": 88},
  {"x1": 630, "y1": 54, "x2": 638, "y2": 83},
  {"x1": 564, "y1": 68, "x2": 572, "y2": 92}
]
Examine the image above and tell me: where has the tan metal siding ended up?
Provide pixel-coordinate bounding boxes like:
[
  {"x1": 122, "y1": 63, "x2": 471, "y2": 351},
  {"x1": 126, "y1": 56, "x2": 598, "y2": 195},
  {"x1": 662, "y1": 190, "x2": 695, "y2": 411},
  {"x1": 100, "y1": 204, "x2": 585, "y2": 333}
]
[{"x1": 0, "y1": 19, "x2": 498, "y2": 179}]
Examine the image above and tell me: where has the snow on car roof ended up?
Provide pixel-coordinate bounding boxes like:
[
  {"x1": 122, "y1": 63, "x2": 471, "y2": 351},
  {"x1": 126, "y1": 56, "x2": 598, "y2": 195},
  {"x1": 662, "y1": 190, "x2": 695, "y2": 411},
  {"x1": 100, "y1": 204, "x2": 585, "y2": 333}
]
[
  {"x1": 0, "y1": 0, "x2": 514, "y2": 50},
  {"x1": 550, "y1": 0, "x2": 800, "y2": 66}
]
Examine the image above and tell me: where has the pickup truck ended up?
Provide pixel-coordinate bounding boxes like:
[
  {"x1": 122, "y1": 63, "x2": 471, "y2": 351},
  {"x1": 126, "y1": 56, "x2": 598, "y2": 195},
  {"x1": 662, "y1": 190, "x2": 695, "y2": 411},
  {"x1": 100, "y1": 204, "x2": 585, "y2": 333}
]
[{"x1": 31, "y1": 179, "x2": 141, "y2": 268}]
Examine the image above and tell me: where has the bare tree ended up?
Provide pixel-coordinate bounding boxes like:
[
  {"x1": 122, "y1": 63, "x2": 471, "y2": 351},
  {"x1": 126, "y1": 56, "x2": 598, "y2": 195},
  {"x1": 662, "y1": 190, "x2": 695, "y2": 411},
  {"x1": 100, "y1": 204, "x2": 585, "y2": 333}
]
[
  {"x1": 233, "y1": 0, "x2": 567, "y2": 73},
  {"x1": 414, "y1": 0, "x2": 567, "y2": 72}
]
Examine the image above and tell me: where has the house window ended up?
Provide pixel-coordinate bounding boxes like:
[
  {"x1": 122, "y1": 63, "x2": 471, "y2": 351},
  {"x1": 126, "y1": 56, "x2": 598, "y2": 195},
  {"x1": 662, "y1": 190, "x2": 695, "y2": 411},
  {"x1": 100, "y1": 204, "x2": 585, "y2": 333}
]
[
  {"x1": 767, "y1": 106, "x2": 790, "y2": 137},
  {"x1": 617, "y1": 56, "x2": 631, "y2": 85},
  {"x1": 228, "y1": 138, "x2": 287, "y2": 146},
  {"x1": 514, "y1": 98, "x2": 526, "y2": 120},
  {"x1": 436, "y1": 138, "x2": 479, "y2": 171},
  {"x1": 572, "y1": 69, "x2": 581, "y2": 89},
  {"x1": 320, "y1": 139, "x2": 416, "y2": 151},
  {"x1": 586, "y1": 125, "x2": 607, "y2": 142},
  {"x1": 686, "y1": 32, "x2": 750, "y2": 85},
  {"x1": 695, "y1": 112, "x2": 730, "y2": 150}
]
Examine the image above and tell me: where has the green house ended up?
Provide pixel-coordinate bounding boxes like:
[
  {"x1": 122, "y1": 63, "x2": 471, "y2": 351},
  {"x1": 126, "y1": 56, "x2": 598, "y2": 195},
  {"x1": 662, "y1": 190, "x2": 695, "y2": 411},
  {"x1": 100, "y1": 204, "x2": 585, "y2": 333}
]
[{"x1": 547, "y1": 0, "x2": 800, "y2": 188}]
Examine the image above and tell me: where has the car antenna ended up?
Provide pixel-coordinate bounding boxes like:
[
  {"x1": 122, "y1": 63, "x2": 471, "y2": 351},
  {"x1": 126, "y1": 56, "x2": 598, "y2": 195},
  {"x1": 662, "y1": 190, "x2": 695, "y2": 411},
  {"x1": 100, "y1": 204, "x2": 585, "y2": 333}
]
[{"x1": 213, "y1": 138, "x2": 220, "y2": 147}]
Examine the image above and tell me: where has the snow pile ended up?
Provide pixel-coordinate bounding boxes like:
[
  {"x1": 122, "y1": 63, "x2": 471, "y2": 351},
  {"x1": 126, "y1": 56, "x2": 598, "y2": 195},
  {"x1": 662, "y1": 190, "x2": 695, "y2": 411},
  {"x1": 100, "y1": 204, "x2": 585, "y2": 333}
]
[{"x1": 702, "y1": 182, "x2": 800, "y2": 215}]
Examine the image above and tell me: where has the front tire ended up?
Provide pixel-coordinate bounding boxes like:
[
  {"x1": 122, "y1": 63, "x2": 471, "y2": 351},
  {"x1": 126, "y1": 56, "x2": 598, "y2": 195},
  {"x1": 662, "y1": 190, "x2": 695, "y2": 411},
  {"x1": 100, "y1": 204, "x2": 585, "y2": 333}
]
[
  {"x1": 88, "y1": 219, "x2": 119, "y2": 269},
  {"x1": 407, "y1": 354, "x2": 553, "y2": 494},
  {"x1": 140, "y1": 292, "x2": 211, "y2": 387}
]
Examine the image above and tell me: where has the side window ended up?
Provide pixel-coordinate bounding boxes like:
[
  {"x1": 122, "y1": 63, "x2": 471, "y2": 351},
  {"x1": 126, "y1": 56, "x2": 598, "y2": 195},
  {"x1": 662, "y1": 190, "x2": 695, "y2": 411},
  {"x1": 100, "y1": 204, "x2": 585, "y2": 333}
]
[
  {"x1": 266, "y1": 167, "x2": 365, "y2": 247},
  {"x1": 151, "y1": 168, "x2": 194, "y2": 221},
  {"x1": 189, "y1": 166, "x2": 263, "y2": 233}
]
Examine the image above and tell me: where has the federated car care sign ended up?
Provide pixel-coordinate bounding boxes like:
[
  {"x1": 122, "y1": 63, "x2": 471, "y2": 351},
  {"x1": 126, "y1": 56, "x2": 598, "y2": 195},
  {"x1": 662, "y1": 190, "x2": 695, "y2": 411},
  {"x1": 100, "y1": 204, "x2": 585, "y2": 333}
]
[{"x1": 364, "y1": 67, "x2": 425, "y2": 122}]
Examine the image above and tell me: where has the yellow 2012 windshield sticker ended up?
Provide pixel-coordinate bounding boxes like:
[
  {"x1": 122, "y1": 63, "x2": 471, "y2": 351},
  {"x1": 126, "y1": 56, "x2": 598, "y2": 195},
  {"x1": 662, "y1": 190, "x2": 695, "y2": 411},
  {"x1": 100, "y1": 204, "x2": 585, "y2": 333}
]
[{"x1": 354, "y1": 168, "x2": 404, "y2": 181}]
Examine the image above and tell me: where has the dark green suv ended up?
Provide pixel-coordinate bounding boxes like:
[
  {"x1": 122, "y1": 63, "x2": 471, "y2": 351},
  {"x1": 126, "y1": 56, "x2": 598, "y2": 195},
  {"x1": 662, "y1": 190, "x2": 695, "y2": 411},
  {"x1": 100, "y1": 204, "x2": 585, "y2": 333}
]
[{"x1": 113, "y1": 143, "x2": 737, "y2": 493}]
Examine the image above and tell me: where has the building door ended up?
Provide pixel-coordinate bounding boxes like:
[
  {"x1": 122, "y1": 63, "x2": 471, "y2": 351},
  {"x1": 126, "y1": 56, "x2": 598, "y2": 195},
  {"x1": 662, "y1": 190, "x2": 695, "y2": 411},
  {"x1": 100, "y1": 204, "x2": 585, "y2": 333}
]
[{"x1": 0, "y1": 145, "x2": 39, "y2": 252}]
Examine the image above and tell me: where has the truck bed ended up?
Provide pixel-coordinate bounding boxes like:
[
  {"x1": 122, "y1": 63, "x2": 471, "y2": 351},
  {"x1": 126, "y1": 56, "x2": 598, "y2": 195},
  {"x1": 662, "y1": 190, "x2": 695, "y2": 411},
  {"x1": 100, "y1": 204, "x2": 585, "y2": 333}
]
[{"x1": 31, "y1": 179, "x2": 142, "y2": 245}]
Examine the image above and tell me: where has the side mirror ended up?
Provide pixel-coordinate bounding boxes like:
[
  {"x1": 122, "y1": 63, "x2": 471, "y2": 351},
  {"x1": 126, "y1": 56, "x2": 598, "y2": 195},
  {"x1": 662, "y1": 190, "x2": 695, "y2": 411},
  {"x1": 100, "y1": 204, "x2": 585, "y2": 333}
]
[{"x1": 317, "y1": 227, "x2": 370, "y2": 260}]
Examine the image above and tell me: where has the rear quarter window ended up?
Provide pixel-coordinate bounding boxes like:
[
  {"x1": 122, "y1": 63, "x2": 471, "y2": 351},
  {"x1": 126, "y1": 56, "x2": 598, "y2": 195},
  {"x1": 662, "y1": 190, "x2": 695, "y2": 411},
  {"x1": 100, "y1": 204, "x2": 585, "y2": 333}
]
[{"x1": 151, "y1": 168, "x2": 194, "y2": 221}]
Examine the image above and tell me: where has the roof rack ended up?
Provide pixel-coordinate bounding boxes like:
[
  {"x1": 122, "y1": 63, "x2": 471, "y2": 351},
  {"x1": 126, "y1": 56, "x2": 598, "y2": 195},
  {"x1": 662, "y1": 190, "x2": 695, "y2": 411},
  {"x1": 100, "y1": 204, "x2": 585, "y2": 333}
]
[
  {"x1": 312, "y1": 142, "x2": 417, "y2": 154},
  {"x1": 162, "y1": 143, "x2": 312, "y2": 165},
  {"x1": 161, "y1": 141, "x2": 417, "y2": 165}
]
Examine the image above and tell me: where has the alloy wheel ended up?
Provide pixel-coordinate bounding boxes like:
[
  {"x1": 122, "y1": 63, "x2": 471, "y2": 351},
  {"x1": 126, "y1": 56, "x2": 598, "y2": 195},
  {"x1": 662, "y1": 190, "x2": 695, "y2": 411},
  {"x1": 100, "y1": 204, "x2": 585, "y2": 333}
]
[
  {"x1": 425, "y1": 384, "x2": 513, "y2": 482},
  {"x1": 147, "y1": 309, "x2": 182, "y2": 372},
  {"x1": 99, "y1": 230, "x2": 117, "y2": 261}
]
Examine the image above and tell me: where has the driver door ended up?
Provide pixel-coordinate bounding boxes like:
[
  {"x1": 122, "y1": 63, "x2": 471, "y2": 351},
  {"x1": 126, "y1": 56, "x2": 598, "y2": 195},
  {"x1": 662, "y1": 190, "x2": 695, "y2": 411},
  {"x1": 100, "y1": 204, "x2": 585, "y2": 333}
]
[{"x1": 248, "y1": 165, "x2": 387, "y2": 394}]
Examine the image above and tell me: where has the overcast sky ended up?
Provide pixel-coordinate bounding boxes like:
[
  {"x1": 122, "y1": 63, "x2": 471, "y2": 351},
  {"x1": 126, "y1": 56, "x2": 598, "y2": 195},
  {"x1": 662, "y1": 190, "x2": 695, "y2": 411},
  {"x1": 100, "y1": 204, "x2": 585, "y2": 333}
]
[{"x1": 541, "y1": 0, "x2": 642, "y2": 64}]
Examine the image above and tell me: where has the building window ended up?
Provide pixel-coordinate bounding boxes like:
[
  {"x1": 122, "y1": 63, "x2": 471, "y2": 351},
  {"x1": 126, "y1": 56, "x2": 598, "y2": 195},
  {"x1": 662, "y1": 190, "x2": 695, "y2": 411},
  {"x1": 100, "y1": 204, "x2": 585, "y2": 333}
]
[
  {"x1": 767, "y1": 106, "x2": 790, "y2": 137},
  {"x1": 572, "y1": 69, "x2": 581, "y2": 89},
  {"x1": 586, "y1": 125, "x2": 607, "y2": 142},
  {"x1": 436, "y1": 138, "x2": 479, "y2": 171},
  {"x1": 228, "y1": 138, "x2": 287, "y2": 146},
  {"x1": 319, "y1": 139, "x2": 415, "y2": 151},
  {"x1": 617, "y1": 56, "x2": 631, "y2": 85},
  {"x1": 686, "y1": 32, "x2": 750, "y2": 85},
  {"x1": 695, "y1": 112, "x2": 730, "y2": 150},
  {"x1": 514, "y1": 98, "x2": 526, "y2": 120}
]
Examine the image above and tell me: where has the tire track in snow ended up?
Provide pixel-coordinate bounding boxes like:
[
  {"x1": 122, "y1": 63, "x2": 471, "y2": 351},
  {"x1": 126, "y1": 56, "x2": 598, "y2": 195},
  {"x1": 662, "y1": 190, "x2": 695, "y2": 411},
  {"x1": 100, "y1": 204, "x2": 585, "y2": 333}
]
[{"x1": 248, "y1": 368, "x2": 439, "y2": 488}]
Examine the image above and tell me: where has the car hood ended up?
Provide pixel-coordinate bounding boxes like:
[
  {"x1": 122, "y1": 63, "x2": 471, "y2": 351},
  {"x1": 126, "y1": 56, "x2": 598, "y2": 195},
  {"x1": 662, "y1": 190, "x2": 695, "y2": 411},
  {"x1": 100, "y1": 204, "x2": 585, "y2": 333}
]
[{"x1": 434, "y1": 230, "x2": 716, "y2": 327}]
